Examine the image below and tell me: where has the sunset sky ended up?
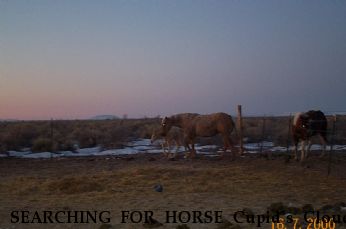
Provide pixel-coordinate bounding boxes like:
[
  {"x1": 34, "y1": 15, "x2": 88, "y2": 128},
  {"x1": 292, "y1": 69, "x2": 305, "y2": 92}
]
[{"x1": 1, "y1": 1, "x2": 346, "y2": 120}]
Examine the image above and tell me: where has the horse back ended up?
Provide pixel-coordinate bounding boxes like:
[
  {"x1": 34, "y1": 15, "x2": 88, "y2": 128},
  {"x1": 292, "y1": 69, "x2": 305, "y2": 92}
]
[
  {"x1": 192, "y1": 112, "x2": 234, "y2": 136},
  {"x1": 306, "y1": 110, "x2": 327, "y2": 138},
  {"x1": 172, "y1": 113, "x2": 199, "y2": 128},
  {"x1": 292, "y1": 110, "x2": 327, "y2": 141}
]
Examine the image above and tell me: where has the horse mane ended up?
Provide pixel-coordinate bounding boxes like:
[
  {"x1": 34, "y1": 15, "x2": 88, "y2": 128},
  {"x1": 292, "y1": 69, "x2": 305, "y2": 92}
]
[{"x1": 293, "y1": 112, "x2": 302, "y2": 126}]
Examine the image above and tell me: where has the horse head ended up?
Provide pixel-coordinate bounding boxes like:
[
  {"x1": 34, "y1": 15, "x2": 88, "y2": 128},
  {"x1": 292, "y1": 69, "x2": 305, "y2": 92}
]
[
  {"x1": 161, "y1": 116, "x2": 169, "y2": 126},
  {"x1": 300, "y1": 113, "x2": 310, "y2": 129},
  {"x1": 161, "y1": 117, "x2": 173, "y2": 135}
]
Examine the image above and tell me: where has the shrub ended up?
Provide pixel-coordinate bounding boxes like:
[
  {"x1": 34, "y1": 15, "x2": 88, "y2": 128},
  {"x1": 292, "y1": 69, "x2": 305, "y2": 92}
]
[
  {"x1": 71, "y1": 128, "x2": 99, "y2": 148},
  {"x1": 32, "y1": 138, "x2": 55, "y2": 152}
]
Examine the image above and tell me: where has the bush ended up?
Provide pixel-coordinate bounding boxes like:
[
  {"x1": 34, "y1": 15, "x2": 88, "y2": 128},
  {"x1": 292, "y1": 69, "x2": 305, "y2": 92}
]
[
  {"x1": 57, "y1": 140, "x2": 76, "y2": 151},
  {"x1": 71, "y1": 128, "x2": 99, "y2": 148},
  {"x1": 32, "y1": 138, "x2": 55, "y2": 152}
]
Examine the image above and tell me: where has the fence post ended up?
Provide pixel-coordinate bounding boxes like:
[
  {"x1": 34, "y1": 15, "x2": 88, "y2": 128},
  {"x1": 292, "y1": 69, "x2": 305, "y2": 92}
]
[
  {"x1": 50, "y1": 118, "x2": 53, "y2": 141},
  {"x1": 237, "y1": 105, "x2": 244, "y2": 154},
  {"x1": 286, "y1": 115, "x2": 292, "y2": 154},
  {"x1": 50, "y1": 118, "x2": 54, "y2": 158},
  {"x1": 260, "y1": 117, "x2": 266, "y2": 153},
  {"x1": 328, "y1": 115, "x2": 337, "y2": 176}
]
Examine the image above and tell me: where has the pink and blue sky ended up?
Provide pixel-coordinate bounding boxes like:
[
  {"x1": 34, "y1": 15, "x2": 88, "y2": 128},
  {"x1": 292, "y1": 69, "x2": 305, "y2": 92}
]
[{"x1": 1, "y1": 1, "x2": 346, "y2": 120}]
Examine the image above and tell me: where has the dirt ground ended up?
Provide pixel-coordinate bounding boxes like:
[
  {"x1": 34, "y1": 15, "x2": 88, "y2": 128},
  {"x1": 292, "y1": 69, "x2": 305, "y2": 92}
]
[{"x1": 1, "y1": 151, "x2": 346, "y2": 229}]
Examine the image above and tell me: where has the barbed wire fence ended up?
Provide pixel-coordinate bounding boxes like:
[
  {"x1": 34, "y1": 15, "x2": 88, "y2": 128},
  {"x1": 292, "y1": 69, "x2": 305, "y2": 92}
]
[
  {"x1": 1, "y1": 110, "x2": 345, "y2": 175},
  {"x1": 242, "y1": 113, "x2": 346, "y2": 147},
  {"x1": 239, "y1": 110, "x2": 346, "y2": 176}
]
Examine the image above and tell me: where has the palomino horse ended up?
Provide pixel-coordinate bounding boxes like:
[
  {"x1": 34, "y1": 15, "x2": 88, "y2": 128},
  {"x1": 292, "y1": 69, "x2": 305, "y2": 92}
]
[
  {"x1": 161, "y1": 112, "x2": 236, "y2": 157},
  {"x1": 151, "y1": 126, "x2": 186, "y2": 158},
  {"x1": 292, "y1": 110, "x2": 328, "y2": 161}
]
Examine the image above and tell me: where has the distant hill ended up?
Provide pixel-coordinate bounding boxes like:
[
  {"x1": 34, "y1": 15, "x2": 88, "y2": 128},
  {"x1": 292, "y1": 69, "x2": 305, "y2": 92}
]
[
  {"x1": 0, "y1": 119, "x2": 18, "y2": 122},
  {"x1": 90, "y1": 115, "x2": 120, "y2": 120}
]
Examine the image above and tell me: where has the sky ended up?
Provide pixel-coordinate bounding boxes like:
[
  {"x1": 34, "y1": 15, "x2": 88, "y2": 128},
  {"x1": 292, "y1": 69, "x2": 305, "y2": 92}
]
[{"x1": 1, "y1": 0, "x2": 346, "y2": 120}]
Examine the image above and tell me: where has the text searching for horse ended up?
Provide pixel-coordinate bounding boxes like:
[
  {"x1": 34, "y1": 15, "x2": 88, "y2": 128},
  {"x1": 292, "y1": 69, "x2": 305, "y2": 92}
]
[
  {"x1": 292, "y1": 110, "x2": 328, "y2": 161},
  {"x1": 161, "y1": 112, "x2": 236, "y2": 158}
]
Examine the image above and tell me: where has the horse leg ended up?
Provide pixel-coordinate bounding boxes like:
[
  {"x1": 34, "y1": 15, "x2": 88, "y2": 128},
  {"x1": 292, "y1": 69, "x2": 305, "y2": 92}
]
[
  {"x1": 293, "y1": 137, "x2": 299, "y2": 161},
  {"x1": 223, "y1": 135, "x2": 237, "y2": 157},
  {"x1": 184, "y1": 141, "x2": 192, "y2": 159},
  {"x1": 181, "y1": 136, "x2": 187, "y2": 152},
  {"x1": 293, "y1": 142, "x2": 298, "y2": 161},
  {"x1": 184, "y1": 135, "x2": 196, "y2": 158},
  {"x1": 319, "y1": 134, "x2": 327, "y2": 158},
  {"x1": 172, "y1": 140, "x2": 179, "y2": 159},
  {"x1": 182, "y1": 141, "x2": 188, "y2": 158},
  {"x1": 301, "y1": 140, "x2": 306, "y2": 162},
  {"x1": 306, "y1": 139, "x2": 312, "y2": 158},
  {"x1": 190, "y1": 141, "x2": 197, "y2": 158},
  {"x1": 161, "y1": 142, "x2": 168, "y2": 158},
  {"x1": 163, "y1": 139, "x2": 172, "y2": 158},
  {"x1": 167, "y1": 140, "x2": 173, "y2": 158},
  {"x1": 222, "y1": 135, "x2": 232, "y2": 157}
]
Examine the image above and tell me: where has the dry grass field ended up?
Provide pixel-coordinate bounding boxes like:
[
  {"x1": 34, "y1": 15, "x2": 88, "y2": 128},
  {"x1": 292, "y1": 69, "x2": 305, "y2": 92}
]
[{"x1": 1, "y1": 151, "x2": 346, "y2": 229}]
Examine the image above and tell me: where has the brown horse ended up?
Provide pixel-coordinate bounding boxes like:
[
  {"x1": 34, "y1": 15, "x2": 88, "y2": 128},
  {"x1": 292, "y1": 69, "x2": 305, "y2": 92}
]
[
  {"x1": 161, "y1": 112, "x2": 236, "y2": 157},
  {"x1": 292, "y1": 110, "x2": 328, "y2": 161}
]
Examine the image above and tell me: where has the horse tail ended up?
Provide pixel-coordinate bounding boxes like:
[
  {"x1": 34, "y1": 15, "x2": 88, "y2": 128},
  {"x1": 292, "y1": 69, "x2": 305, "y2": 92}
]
[
  {"x1": 231, "y1": 117, "x2": 239, "y2": 139},
  {"x1": 232, "y1": 118, "x2": 237, "y2": 132}
]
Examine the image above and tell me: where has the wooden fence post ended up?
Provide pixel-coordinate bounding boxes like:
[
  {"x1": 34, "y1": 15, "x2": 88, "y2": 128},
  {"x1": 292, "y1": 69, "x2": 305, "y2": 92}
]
[
  {"x1": 50, "y1": 118, "x2": 54, "y2": 158},
  {"x1": 328, "y1": 115, "x2": 337, "y2": 176},
  {"x1": 237, "y1": 105, "x2": 244, "y2": 154},
  {"x1": 286, "y1": 115, "x2": 292, "y2": 154},
  {"x1": 50, "y1": 118, "x2": 53, "y2": 141},
  {"x1": 260, "y1": 117, "x2": 266, "y2": 153}
]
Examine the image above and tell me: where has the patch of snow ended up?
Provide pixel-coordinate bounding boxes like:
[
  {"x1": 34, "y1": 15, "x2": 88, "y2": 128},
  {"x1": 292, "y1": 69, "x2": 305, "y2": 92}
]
[
  {"x1": 59, "y1": 151, "x2": 83, "y2": 157},
  {"x1": 262, "y1": 141, "x2": 274, "y2": 147},
  {"x1": 244, "y1": 142, "x2": 274, "y2": 151},
  {"x1": 22, "y1": 152, "x2": 61, "y2": 159},
  {"x1": 97, "y1": 148, "x2": 139, "y2": 156},
  {"x1": 7, "y1": 151, "x2": 32, "y2": 157},
  {"x1": 332, "y1": 145, "x2": 346, "y2": 151},
  {"x1": 270, "y1": 146, "x2": 288, "y2": 152},
  {"x1": 76, "y1": 147, "x2": 101, "y2": 155},
  {"x1": 196, "y1": 145, "x2": 219, "y2": 150},
  {"x1": 133, "y1": 145, "x2": 154, "y2": 151},
  {"x1": 204, "y1": 154, "x2": 221, "y2": 157},
  {"x1": 146, "y1": 149, "x2": 165, "y2": 154},
  {"x1": 3, "y1": 138, "x2": 346, "y2": 159},
  {"x1": 127, "y1": 139, "x2": 152, "y2": 146},
  {"x1": 308, "y1": 144, "x2": 324, "y2": 150}
]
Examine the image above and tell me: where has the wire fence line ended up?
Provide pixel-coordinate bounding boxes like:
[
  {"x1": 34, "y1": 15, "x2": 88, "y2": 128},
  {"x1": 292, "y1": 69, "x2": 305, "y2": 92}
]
[
  {"x1": 0, "y1": 111, "x2": 345, "y2": 175},
  {"x1": 0, "y1": 110, "x2": 345, "y2": 155},
  {"x1": 237, "y1": 111, "x2": 346, "y2": 176},
  {"x1": 239, "y1": 111, "x2": 346, "y2": 154}
]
